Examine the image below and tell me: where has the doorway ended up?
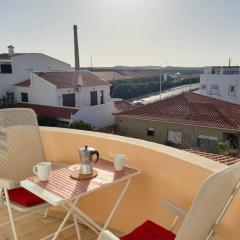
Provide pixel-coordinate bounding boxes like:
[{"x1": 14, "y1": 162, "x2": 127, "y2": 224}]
[
  {"x1": 62, "y1": 93, "x2": 76, "y2": 107},
  {"x1": 90, "y1": 91, "x2": 98, "y2": 106}
]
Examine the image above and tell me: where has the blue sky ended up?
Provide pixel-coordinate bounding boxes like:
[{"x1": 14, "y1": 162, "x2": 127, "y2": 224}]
[{"x1": 1, "y1": 0, "x2": 240, "y2": 67}]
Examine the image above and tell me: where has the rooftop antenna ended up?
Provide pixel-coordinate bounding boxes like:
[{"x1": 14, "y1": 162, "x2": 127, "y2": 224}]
[
  {"x1": 229, "y1": 57, "x2": 231, "y2": 67},
  {"x1": 90, "y1": 54, "x2": 93, "y2": 69}
]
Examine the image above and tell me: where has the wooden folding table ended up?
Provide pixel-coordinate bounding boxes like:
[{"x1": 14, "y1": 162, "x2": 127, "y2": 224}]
[{"x1": 20, "y1": 158, "x2": 140, "y2": 240}]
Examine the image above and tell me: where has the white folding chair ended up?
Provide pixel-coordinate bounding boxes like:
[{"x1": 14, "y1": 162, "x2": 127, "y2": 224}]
[
  {"x1": 0, "y1": 108, "x2": 58, "y2": 240},
  {"x1": 97, "y1": 160, "x2": 240, "y2": 240}
]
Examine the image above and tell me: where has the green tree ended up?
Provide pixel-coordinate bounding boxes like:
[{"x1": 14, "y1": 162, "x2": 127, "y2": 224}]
[
  {"x1": 69, "y1": 121, "x2": 93, "y2": 131},
  {"x1": 0, "y1": 91, "x2": 16, "y2": 108},
  {"x1": 37, "y1": 116, "x2": 63, "y2": 127},
  {"x1": 217, "y1": 140, "x2": 240, "y2": 158}
]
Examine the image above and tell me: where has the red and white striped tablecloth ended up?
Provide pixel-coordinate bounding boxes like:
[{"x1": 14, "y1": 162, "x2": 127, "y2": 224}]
[{"x1": 28, "y1": 159, "x2": 138, "y2": 200}]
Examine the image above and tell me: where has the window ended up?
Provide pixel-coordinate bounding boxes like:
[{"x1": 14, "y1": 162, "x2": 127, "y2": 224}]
[
  {"x1": 21, "y1": 92, "x2": 28, "y2": 102},
  {"x1": 212, "y1": 67, "x2": 221, "y2": 74},
  {"x1": 229, "y1": 85, "x2": 236, "y2": 96},
  {"x1": 200, "y1": 84, "x2": 206, "y2": 91},
  {"x1": 197, "y1": 135, "x2": 218, "y2": 152},
  {"x1": 1, "y1": 64, "x2": 12, "y2": 74},
  {"x1": 210, "y1": 85, "x2": 219, "y2": 95},
  {"x1": 168, "y1": 130, "x2": 182, "y2": 144},
  {"x1": 147, "y1": 128, "x2": 155, "y2": 136},
  {"x1": 90, "y1": 91, "x2": 98, "y2": 106},
  {"x1": 100, "y1": 90, "x2": 104, "y2": 104}
]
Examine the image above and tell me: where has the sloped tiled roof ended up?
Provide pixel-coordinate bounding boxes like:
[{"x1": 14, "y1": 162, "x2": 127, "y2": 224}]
[
  {"x1": 35, "y1": 71, "x2": 110, "y2": 88},
  {"x1": 14, "y1": 79, "x2": 31, "y2": 87},
  {"x1": 116, "y1": 92, "x2": 240, "y2": 130},
  {"x1": 15, "y1": 103, "x2": 79, "y2": 119},
  {"x1": 185, "y1": 149, "x2": 240, "y2": 166},
  {"x1": 92, "y1": 70, "x2": 161, "y2": 81},
  {"x1": 114, "y1": 100, "x2": 136, "y2": 113},
  {"x1": 92, "y1": 71, "x2": 127, "y2": 81}
]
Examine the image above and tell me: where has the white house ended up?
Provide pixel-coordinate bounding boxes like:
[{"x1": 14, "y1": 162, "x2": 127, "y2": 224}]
[
  {"x1": 0, "y1": 46, "x2": 71, "y2": 97},
  {"x1": 1, "y1": 45, "x2": 133, "y2": 128},
  {"x1": 14, "y1": 70, "x2": 132, "y2": 128},
  {"x1": 199, "y1": 66, "x2": 240, "y2": 105},
  {"x1": 15, "y1": 71, "x2": 111, "y2": 108}
]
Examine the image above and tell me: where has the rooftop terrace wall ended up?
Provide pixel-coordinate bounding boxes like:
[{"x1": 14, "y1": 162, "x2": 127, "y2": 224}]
[{"x1": 40, "y1": 127, "x2": 240, "y2": 239}]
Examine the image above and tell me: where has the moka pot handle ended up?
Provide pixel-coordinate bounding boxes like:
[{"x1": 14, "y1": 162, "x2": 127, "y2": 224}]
[{"x1": 91, "y1": 150, "x2": 99, "y2": 163}]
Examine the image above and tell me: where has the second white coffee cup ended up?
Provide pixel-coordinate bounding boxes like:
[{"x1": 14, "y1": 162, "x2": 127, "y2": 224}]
[
  {"x1": 33, "y1": 162, "x2": 52, "y2": 181},
  {"x1": 114, "y1": 154, "x2": 127, "y2": 171}
]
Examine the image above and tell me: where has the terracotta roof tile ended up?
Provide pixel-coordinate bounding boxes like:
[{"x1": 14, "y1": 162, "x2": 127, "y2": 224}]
[
  {"x1": 14, "y1": 79, "x2": 31, "y2": 87},
  {"x1": 116, "y1": 92, "x2": 240, "y2": 130},
  {"x1": 92, "y1": 70, "x2": 161, "y2": 82},
  {"x1": 114, "y1": 100, "x2": 136, "y2": 113},
  {"x1": 15, "y1": 103, "x2": 79, "y2": 120},
  {"x1": 35, "y1": 70, "x2": 110, "y2": 88},
  {"x1": 185, "y1": 149, "x2": 240, "y2": 166}
]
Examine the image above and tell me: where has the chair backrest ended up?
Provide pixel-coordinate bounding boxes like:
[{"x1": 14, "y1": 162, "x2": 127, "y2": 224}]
[
  {"x1": 175, "y1": 161, "x2": 240, "y2": 240},
  {"x1": 0, "y1": 108, "x2": 45, "y2": 185}
]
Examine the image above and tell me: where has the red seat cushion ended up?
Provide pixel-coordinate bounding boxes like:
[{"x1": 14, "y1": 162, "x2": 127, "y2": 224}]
[
  {"x1": 8, "y1": 187, "x2": 45, "y2": 207},
  {"x1": 121, "y1": 220, "x2": 176, "y2": 240}
]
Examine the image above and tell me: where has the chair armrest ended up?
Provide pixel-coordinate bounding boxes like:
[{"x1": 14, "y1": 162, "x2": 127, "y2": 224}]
[
  {"x1": 162, "y1": 200, "x2": 187, "y2": 219},
  {"x1": 97, "y1": 231, "x2": 120, "y2": 240},
  {"x1": 0, "y1": 178, "x2": 17, "y2": 190}
]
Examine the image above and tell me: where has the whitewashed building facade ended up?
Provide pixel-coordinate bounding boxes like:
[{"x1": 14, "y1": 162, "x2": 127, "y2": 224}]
[
  {"x1": 14, "y1": 70, "x2": 129, "y2": 128},
  {"x1": 1, "y1": 46, "x2": 132, "y2": 128},
  {"x1": 199, "y1": 66, "x2": 240, "y2": 105},
  {"x1": 0, "y1": 46, "x2": 71, "y2": 97}
]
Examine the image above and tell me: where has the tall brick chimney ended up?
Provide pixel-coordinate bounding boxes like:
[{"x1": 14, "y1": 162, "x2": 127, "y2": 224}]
[{"x1": 73, "y1": 25, "x2": 80, "y2": 71}]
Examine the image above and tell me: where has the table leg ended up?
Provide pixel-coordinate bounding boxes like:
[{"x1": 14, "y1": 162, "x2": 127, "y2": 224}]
[
  {"x1": 66, "y1": 202, "x2": 102, "y2": 233},
  {"x1": 73, "y1": 214, "x2": 81, "y2": 240},
  {"x1": 44, "y1": 177, "x2": 133, "y2": 239},
  {"x1": 68, "y1": 178, "x2": 132, "y2": 234},
  {"x1": 103, "y1": 178, "x2": 131, "y2": 230},
  {"x1": 51, "y1": 199, "x2": 79, "y2": 240},
  {"x1": 52, "y1": 209, "x2": 72, "y2": 240}
]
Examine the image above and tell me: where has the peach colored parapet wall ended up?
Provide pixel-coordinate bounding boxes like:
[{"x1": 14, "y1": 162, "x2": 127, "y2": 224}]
[{"x1": 40, "y1": 127, "x2": 240, "y2": 240}]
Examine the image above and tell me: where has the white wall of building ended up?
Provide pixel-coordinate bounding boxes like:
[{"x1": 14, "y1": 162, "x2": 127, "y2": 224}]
[
  {"x1": 199, "y1": 66, "x2": 240, "y2": 105},
  {"x1": 30, "y1": 73, "x2": 58, "y2": 106},
  {"x1": 57, "y1": 88, "x2": 76, "y2": 106},
  {"x1": 15, "y1": 73, "x2": 58, "y2": 106},
  {"x1": 0, "y1": 53, "x2": 71, "y2": 97},
  {"x1": 77, "y1": 85, "x2": 111, "y2": 107},
  {"x1": 72, "y1": 101, "x2": 116, "y2": 128},
  {"x1": 57, "y1": 84, "x2": 111, "y2": 108},
  {"x1": 0, "y1": 59, "x2": 14, "y2": 96},
  {"x1": 15, "y1": 86, "x2": 31, "y2": 103},
  {"x1": 15, "y1": 74, "x2": 111, "y2": 109},
  {"x1": 15, "y1": 72, "x2": 115, "y2": 128}
]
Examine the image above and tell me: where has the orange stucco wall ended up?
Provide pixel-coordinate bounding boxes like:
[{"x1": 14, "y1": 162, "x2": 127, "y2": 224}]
[{"x1": 40, "y1": 127, "x2": 240, "y2": 239}]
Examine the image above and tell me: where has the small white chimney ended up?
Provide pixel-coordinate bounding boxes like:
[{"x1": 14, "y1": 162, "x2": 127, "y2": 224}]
[
  {"x1": 8, "y1": 45, "x2": 15, "y2": 56},
  {"x1": 77, "y1": 74, "x2": 83, "y2": 86}
]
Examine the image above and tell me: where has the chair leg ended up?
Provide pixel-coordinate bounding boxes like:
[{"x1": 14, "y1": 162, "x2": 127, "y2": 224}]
[
  {"x1": 43, "y1": 207, "x2": 49, "y2": 219},
  {"x1": 170, "y1": 216, "x2": 179, "y2": 231},
  {"x1": 3, "y1": 188, "x2": 18, "y2": 240}
]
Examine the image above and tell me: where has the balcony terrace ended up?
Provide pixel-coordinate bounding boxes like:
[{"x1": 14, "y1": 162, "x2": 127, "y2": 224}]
[{"x1": 1, "y1": 127, "x2": 240, "y2": 239}]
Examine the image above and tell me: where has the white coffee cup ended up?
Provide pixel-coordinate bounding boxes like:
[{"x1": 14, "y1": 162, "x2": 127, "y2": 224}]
[
  {"x1": 114, "y1": 154, "x2": 127, "y2": 171},
  {"x1": 33, "y1": 162, "x2": 52, "y2": 181}
]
